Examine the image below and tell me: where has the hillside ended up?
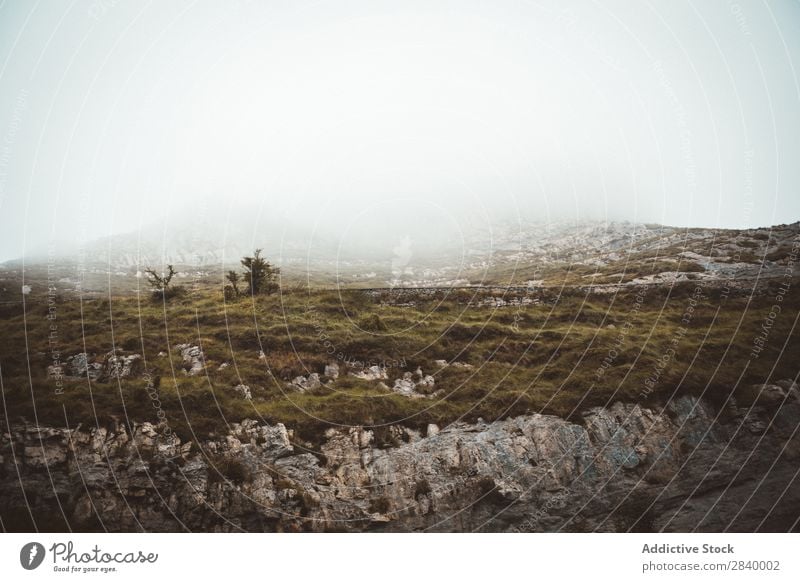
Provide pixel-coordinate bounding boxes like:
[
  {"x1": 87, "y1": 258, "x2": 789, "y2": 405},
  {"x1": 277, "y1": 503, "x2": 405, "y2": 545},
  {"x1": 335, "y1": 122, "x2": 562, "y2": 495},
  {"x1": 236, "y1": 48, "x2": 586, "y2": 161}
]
[
  {"x1": 1, "y1": 220, "x2": 798, "y2": 532},
  {"x1": 2, "y1": 220, "x2": 798, "y2": 295}
]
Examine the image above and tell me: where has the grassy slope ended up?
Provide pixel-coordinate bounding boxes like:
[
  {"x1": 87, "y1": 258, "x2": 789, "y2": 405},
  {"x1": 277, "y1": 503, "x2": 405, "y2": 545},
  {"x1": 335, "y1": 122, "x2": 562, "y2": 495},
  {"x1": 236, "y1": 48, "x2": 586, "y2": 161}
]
[{"x1": 0, "y1": 279, "x2": 798, "y2": 447}]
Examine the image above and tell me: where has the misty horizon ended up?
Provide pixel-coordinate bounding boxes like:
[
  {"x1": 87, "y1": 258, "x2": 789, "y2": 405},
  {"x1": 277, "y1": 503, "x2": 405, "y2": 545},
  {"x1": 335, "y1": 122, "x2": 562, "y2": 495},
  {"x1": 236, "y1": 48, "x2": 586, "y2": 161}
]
[
  {"x1": 2, "y1": 1, "x2": 800, "y2": 262},
  {"x1": 7, "y1": 198, "x2": 799, "y2": 268}
]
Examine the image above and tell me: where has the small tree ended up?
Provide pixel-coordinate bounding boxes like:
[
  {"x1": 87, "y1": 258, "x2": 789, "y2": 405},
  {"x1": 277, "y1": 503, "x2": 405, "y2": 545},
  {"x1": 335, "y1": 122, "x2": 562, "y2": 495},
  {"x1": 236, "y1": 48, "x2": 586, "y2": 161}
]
[
  {"x1": 144, "y1": 265, "x2": 181, "y2": 299},
  {"x1": 225, "y1": 270, "x2": 241, "y2": 297},
  {"x1": 241, "y1": 249, "x2": 280, "y2": 295}
]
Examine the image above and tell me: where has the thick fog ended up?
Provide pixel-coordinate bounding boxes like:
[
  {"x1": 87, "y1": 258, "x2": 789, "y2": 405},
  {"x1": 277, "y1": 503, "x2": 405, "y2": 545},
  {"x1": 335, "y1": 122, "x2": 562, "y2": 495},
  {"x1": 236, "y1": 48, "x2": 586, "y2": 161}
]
[{"x1": 1, "y1": 0, "x2": 800, "y2": 261}]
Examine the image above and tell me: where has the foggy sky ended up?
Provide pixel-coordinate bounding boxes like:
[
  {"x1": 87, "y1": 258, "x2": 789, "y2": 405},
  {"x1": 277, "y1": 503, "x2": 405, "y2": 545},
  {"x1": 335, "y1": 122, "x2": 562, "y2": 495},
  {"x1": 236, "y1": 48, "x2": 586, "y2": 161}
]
[{"x1": 1, "y1": 0, "x2": 800, "y2": 262}]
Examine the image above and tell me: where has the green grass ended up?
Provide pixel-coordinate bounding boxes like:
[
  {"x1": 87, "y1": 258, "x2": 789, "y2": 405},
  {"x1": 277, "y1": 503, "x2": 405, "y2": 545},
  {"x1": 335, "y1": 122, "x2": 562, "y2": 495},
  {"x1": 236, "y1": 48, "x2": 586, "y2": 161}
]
[{"x1": 1, "y1": 279, "x2": 798, "y2": 447}]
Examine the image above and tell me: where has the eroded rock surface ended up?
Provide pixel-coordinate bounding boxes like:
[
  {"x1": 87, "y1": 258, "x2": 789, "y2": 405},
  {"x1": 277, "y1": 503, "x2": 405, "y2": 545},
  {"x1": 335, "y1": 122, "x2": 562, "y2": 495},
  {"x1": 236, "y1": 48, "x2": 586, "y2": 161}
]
[{"x1": 2, "y1": 394, "x2": 798, "y2": 532}]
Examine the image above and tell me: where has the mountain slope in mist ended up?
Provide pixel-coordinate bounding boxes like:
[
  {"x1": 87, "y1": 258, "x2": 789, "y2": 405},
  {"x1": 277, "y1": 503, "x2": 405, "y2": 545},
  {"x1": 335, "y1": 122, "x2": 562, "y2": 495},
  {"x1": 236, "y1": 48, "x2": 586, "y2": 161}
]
[{"x1": 2, "y1": 217, "x2": 798, "y2": 292}]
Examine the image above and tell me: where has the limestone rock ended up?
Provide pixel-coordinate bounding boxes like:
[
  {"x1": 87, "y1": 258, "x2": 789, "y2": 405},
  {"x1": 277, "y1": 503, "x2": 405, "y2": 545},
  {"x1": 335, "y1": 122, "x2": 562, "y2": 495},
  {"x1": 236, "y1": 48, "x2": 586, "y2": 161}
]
[
  {"x1": 349, "y1": 365, "x2": 388, "y2": 381},
  {"x1": 175, "y1": 344, "x2": 204, "y2": 376},
  {"x1": 50, "y1": 351, "x2": 144, "y2": 382},
  {"x1": 104, "y1": 352, "x2": 143, "y2": 379},
  {"x1": 289, "y1": 373, "x2": 321, "y2": 392},
  {"x1": 391, "y1": 371, "x2": 435, "y2": 397},
  {"x1": 63, "y1": 353, "x2": 104, "y2": 380},
  {"x1": 451, "y1": 362, "x2": 474, "y2": 370},
  {"x1": 232, "y1": 384, "x2": 252, "y2": 400},
  {"x1": 2, "y1": 389, "x2": 799, "y2": 533},
  {"x1": 392, "y1": 377, "x2": 417, "y2": 396}
]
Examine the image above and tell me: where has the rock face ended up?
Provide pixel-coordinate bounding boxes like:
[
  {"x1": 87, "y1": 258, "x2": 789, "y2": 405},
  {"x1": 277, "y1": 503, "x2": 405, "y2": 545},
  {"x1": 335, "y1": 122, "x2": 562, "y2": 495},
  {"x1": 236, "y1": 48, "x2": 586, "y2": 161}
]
[{"x1": 2, "y1": 395, "x2": 799, "y2": 532}]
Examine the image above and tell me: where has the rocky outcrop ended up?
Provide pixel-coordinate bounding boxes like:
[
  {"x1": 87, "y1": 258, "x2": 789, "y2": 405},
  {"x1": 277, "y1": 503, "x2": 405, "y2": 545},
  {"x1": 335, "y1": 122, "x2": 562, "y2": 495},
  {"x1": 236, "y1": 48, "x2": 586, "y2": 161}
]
[
  {"x1": 288, "y1": 373, "x2": 322, "y2": 392},
  {"x1": 47, "y1": 351, "x2": 143, "y2": 382},
  {"x1": 175, "y1": 344, "x2": 204, "y2": 376},
  {"x1": 232, "y1": 384, "x2": 253, "y2": 400},
  {"x1": 349, "y1": 365, "x2": 388, "y2": 381},
  {"x1": 324, "y1": 363, "x2": 339, "y2": 379},
  {"x1": 105, "y1": 353, "x2": 143, "y2": 379},
  {"x1": 392, "y1": 369, "x2": 437, "y2": 397},
  {"x1": 1, "y1": 393, "x2": 798, "y2": 532}
]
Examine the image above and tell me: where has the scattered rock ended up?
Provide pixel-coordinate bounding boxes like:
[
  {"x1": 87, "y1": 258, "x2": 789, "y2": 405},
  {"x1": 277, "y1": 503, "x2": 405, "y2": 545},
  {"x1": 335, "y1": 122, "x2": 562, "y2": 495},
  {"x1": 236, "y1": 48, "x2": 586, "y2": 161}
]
[
  {"x1": 232, "y1": 384, "x2": 252, "y2": 400},
  {"x1": 104, "y1": 352, "x2": 143, "y2": 379},
  {"x1": 349, "y1": 365, "x2": 388, "y2": 381},
  {"x1": 65, "y1": 353, "x2": 104, "y2": 380},
  {"x1": 391, "y1": 371, "x2": 435, "y2": 397},
  {"x1": 324, "y1": 363, "x2": 339, "y2": 379},
  {"x1": 451, "y1": 362, "x2": 474, "y2": 370},
  {"x1": 417, "y1": 375, "x2": 435, "y2": 389},
  {"x1": 392, "y1": 377, "x2": 417, "y2": 396},
  {"x1": 290, "y1": 373, "x2": 321, "y2": 392},
  {"x1": 50, "y1": 352, "x2": 144, "y2": 382},
  {"x1": 175, "y1": 344, "x2": 204, "y2": 376}
]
